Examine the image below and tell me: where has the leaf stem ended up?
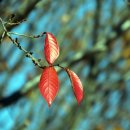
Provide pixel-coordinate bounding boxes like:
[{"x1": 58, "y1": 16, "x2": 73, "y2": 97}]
[
  {"x1": 54, "y1": 64, "x2": 66, "y2": 70},
  {"x1": 8, "y1": 32, "x2": 37, "y2": 39}
]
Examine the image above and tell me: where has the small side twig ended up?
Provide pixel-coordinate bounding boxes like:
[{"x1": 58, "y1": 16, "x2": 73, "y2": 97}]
[
  {"x1": 8, "y1": 32, "x2": 46, "y2": 39},
  {"x1": 8, "y1": 35, "x2": 43, "y2": 68},
  {"x1": 3, "y1": 19, "x2": 27, "y2": 26},
  {"x1": 0, "y1": 31, "x2": 5, "y2": 44},
  {"x1": 53, "y1": 64, "x2": 66, "y2": 70},
  {"x1": 0, "y1": 17, "x2": 44, "y2": 69}
]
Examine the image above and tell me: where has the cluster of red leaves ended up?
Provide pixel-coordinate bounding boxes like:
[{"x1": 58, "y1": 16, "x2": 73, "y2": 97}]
[{"x1": 38, "y1": 32, "x2": 83, "y2": 107}]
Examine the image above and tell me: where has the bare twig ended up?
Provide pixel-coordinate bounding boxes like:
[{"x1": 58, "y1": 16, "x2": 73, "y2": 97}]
[
  {"x1": 0, "y1": 31, "x2": 5, "y2": 44},
  {"x1": 3, "y1": 19, "x2": 26, "y2": 25},
  {"x1": 8, "y1": 32, "x2": 46, "y2": 39},
  {"x1": 0, "y1": 17, "x2": 44, "y2": 69},
  {"x1": 0, "y1": 17, "x2": 63, "y2": 71}
]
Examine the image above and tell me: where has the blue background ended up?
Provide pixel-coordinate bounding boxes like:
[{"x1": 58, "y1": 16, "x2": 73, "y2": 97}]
[{"x1": 0, "y1": 0, "x2": 130, "y2": 130}]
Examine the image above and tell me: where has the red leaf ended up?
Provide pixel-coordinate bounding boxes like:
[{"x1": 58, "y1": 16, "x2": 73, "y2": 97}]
[
  {"x1": 66, "y1": 69, "x2": 83, "y2": 105},
  {"x1": 44, "y1": 32, "x2": 59, "y2": 64},
  {"x1": 38, "y1": 67, "x2": 59, "y2": 107}
]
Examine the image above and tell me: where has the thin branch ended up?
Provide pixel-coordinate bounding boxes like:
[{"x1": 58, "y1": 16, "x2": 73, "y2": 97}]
[
  {"x1": 0, "y1": 17, "x2": 7, "y2": 32},
  {"x1": 0, "y1": 17, "x2": 44, "y2": 69},
  {"x1": 8, "y1": 35, "x2": 43, "y2": 68},
  {"x1": 8, "y1": 32, "x2": 46, "y2": 39},
  {"x1": 3, "y1": 19, "x2": 26, "y2": 25},
  {"x1": 53, "y1": 64, "x2": 65, "y2": 69},
  {"x1": 0, "y1": 31, "x2": 5, "y2": 44},
  {"x1": 0, "y1": 17, "x2": 61, "y2": 71},
  {"x1": 0, "y1": 0, "x2": 41, "y2": 36}
]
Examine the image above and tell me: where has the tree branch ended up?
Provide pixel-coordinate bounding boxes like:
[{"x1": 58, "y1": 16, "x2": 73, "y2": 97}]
[
  {"x1": 0, "y1": 17, "x2": 44, "y2": 69},
  {"x1": 0, "y1": 0, "x2": 41, "y2": 35}
]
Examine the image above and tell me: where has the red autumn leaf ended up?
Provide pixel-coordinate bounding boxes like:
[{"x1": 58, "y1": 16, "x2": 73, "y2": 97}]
[
  {"x1": 44, "y1": 32, "x2": 59, "y2": 65},
  {"x1": 38, "y1": 67, "x2": 59, "y2": 107},
  {"x1": 66, "y1": 69, "x2": 83, "y2": 105}
]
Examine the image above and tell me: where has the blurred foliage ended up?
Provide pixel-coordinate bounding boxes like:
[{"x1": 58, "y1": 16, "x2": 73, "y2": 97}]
[{"x1": 0, "y1": 0, "x2": 130, "y2": 130}]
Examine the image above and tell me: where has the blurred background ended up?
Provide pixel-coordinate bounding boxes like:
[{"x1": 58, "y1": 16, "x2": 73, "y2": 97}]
[{"x1": 0, "y1": 0, "x2": 130, "y2": 130}]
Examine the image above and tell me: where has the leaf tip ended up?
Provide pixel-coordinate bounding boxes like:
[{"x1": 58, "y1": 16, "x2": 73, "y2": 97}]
[
  {"x1": 47, "y1": 100, "x2": 52, "y2": 107},
  {"x1": 77, "y1": 95, "x2": 83, "y2": 106}
]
